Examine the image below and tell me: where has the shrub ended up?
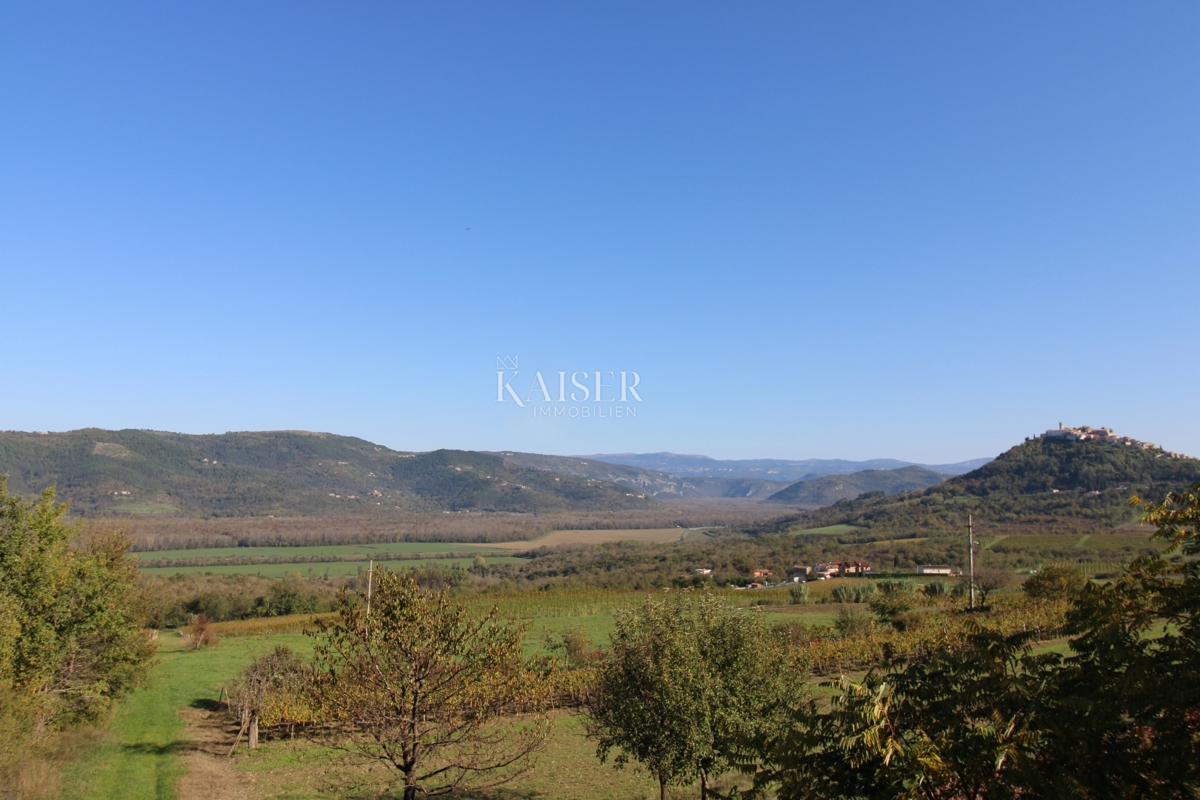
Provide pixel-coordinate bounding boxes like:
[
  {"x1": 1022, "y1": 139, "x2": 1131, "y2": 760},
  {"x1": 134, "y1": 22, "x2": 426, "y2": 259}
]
[
  {"x1": 187, "y1": 615, "x2": 219, "y2": 650},
  {"x1": 1023, "y1": 565, "x2": 1086, "y2": 601},
  {"x1": 789, "y1": 583, "x2": 809, "y2": 605},
  {"x1": 834, "y1": 606, "x2": 875, "y2": 638},
  {"x1": 923, "y1": 580, "x2": 949, "y2": 598},
  {"x1": 869, "y1": 581, "x2": 916, "y2": 623}
]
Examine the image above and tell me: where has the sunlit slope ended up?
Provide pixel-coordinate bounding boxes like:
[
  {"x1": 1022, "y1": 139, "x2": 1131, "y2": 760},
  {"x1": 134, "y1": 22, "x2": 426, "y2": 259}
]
[
  {"x1": 0, "y1": 429, "x2": 655, "y2": 517},
  {"x1": 751, "y1": 436, "x2": 1200, "y2": 537}
]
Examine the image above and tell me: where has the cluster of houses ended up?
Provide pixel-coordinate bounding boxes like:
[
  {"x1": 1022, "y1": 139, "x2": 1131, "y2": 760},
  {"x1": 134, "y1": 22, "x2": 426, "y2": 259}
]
[
  {"x1": 694, "y1": 560, "x2": 875, "y2": 589},
  {"x1": 1042, "y1": 423, "x2": 1185, "y2": 458}
]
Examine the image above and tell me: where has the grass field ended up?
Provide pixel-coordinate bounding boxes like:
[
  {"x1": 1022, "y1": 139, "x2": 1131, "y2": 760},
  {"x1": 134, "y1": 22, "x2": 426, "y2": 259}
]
[
  {"x1": 475, "y1": 528, "x2": 686, "y2": 549},
  {"x1": 60, "y1": 633, "x2": 312, "y2": 800},
  {"x1": 140, "y1": 555, "x2": 521, "y2": 578},
  {"x1": 787, "y1": 523, "x2": 862, "y2": 536},
  {"x1": 134, "y1": 541, "x2": 486, "y2": 561}
]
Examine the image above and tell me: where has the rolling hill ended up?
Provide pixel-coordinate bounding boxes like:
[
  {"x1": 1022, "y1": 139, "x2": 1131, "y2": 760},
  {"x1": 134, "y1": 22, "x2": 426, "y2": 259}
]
[
  {"x1": 0, "y1": 429, "x2": 656, "y2": 517},
  {"x1": 751, "y1": 432, "x2": 1200, "y2": 537},
  {"x1": 764, "y1": 465, "x2": 951, "y2": 506},
  {"x1": 494, "y1": 452, "x2": 788, "y2": 499},
  {"x1": 584, "y1": 452, "x2": 992, "y2": 482}
]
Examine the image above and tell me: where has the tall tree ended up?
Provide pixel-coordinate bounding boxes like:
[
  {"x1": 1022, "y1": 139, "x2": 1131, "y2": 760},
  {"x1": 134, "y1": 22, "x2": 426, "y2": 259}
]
[
  {"x1": 587, "y1": 595, "x2": 788, "y2": 800},
  {"x1": 307, "y1": 569, "x2": 552, "y2": 800},
  {"x1": 0, "y1": 479, "x2": 153, "y2": 780}
]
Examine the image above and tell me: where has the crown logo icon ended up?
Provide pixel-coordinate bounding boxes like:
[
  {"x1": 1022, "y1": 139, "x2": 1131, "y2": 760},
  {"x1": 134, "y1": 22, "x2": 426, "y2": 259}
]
[{"x1": 496, "y1": 356, "x2": 518, "y2": 370}]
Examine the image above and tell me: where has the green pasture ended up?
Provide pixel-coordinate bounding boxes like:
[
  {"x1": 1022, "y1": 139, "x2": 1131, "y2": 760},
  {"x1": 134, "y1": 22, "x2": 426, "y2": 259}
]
[
  {"x1": 61, "y1": 633, "x2": 312, "y2": 800},
  {"x1": 62, "y1": 607, "x2": 769, "y2": 799},
  {"x1": 111, "y1": 502, "x2": 180, "y2": 515},
  {"x1": 140, "y1": 555, "x2": 521, "y2": 578},
  {"x1": 788, "y1": 523, "x2": 862, "y2": 536},
  {"x1": 134, "y1": 541, "x2": 485, "y2": 561}
]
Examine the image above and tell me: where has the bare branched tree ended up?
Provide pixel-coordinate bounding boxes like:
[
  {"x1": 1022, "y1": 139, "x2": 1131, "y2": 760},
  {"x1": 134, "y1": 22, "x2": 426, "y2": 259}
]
[{"x1": 973, "y1": 565, "x2": 1012, "y2": 607}]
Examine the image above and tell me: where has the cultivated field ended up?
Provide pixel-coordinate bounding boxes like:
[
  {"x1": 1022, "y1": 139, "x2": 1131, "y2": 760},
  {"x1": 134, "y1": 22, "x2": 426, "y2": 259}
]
[
  {"x1": 475, "y1": 527, "x2": 690, "y2": 549},
  {"x1": 140, "y1": 555, "x2": 521, "y2": 578}
]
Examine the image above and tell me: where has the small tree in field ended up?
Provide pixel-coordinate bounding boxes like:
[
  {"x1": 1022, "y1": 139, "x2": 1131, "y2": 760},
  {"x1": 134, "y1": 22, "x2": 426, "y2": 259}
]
[
  {"x1": 587, "y1": 595, "x2": 788, "y2": 800},
  {"x1": 973, "y1": 565, "x2": 1012, "y2": 607},
  {"x1": 1023, "y1": 565, "x2": 1086, "y2": 601},
  {"x1": 230, "y1": 645, "x2": 306, "y2": 750},
  {"x1": 308, "y1": 569, "x2": 552, "y2": 799}
]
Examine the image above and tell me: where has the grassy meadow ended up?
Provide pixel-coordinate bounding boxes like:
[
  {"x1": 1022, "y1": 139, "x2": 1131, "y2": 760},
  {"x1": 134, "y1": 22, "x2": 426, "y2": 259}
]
[
  {"x1": 61, "y1": 588, "x2": 824, "y2": 800},
  {"x1": 140, "y1": 555, "x2": 521, "y2": 578}
]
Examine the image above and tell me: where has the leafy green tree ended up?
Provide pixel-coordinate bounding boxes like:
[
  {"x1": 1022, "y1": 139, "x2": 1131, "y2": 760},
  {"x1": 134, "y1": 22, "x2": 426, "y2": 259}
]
[
  {"x1": 1024, "y1": 485, "x2": 1200, "y2": 796},
  {"x1": 755, "y1": 626, "x2": 1050, "y2": 800},
  {"x1": 587, "y1": 595, "x2": 787, "y2": 799},
  {"x1": 0, "y1": 479, "x2": 153, "y2": 785},
  {"x1": 868, "y1": 580, "x2": 916, "y2": 624},
  {"x1": 308, "y1": 569, "x2": 551, "y2": 800},
  {"x1": 1023, "y1": 564, "x2": 1086, "y2": 600},
  {"x1": 833, "y1": 605, "x2": 875, "y2": 638},
  {"x1": 0, "y1": 480, "x2": 152, "y2": 726}
]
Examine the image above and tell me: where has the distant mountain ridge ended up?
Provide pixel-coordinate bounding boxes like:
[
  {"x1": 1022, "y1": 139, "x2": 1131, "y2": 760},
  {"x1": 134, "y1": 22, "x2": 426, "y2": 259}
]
[
  {"x1": 0, "y1": 429, "x2": 655, "y2": 517},
  {"x1": 583, "y1": 452, "x2": 992, "y2": 482}
]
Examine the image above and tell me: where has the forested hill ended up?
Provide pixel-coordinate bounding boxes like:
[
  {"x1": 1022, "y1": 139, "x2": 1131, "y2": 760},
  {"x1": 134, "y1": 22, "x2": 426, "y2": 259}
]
[
  {"x1": 752, "y1": 435, "x2": 1200, "y2": 537},
  {"x1": 764, "y1": 466, "x2": 950, "y2": 506},
  {"x1": 495, "y1": 451, "x2": 788, "y2": 499},
  {"x1": 0, "y1": 429, "x2": 655, "y2": 517}
]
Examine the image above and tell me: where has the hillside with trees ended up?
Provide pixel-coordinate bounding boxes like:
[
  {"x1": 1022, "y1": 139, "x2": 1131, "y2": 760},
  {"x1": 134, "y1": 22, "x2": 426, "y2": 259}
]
[
  {"x1": 753, "y1": 435, "x2": 1200, "y2": 537},
  {"x1": 0, "y1": 429, "x2": 655, "y2": 517},
  {"x1": 764, "y1": 465, "x2": 950, "y2": 506},
  {"x1": 495, "y1": 452, "x2": 789, "y2": 499}
]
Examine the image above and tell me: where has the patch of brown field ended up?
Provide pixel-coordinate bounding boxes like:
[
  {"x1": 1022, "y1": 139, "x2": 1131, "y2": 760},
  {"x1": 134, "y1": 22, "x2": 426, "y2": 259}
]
[
  {"x1": 176, "y1": 707, "x2": 257, "y2": 800},
  {"x1": 473, "y1": 528, "x2": 686, "y2": 549}
]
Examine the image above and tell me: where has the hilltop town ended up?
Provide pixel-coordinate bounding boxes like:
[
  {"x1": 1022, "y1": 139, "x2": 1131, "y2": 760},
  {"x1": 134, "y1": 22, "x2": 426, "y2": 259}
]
[{"x1": 1041, "y1": 423, "x2": 1188, "y2": 459}]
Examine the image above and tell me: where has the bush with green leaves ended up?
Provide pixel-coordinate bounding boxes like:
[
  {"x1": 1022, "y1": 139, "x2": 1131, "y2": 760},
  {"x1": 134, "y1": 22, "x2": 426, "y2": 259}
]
[
  {"x1": 868, "y1": 580, "x2": 916, "y2": 623},
  {"x1": 0, "y1": 480, "x2": 153, "y2": 784},
  {"x1": 922, "y1": 579, "x2": 949, "y2": 598},
  {"x1": 832, "y1": 583, "x2": 877, "y2": 603},
  {"x1": 1023, "y1": 564, "x2": 1087, "y2": 600},
  {"x1": 833, "y1": 606, "x2": 875, "y2": 638},
  {"x1": 789, "y1": 583, "x2": 809, "y2": 605}
]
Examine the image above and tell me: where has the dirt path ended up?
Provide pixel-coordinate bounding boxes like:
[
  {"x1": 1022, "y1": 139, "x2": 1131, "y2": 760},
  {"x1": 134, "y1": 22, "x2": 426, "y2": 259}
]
[{"x1": 175, "y1": 707, "x2": 258, "y2": 800}]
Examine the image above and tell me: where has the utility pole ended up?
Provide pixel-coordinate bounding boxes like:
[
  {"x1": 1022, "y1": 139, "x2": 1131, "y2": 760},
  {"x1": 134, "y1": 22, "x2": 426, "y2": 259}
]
[
  {"x1": 968, "y1": 515, "x2": 976, "y2": 610},
  {"x1": 366, "y1": 559, "x2": 374, "y2": 622}
]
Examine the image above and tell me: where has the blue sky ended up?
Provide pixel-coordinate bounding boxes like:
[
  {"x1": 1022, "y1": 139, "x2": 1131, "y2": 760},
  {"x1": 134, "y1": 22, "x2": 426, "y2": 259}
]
[{"x1": 2, "y1": 1, "x2": 1197, "y2": 462}]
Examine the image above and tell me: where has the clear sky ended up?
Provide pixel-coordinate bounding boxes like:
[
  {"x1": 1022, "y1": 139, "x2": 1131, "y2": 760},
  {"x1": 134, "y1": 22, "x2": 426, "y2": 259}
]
[{"x1": 2, "y1": 2, "x2": 1197, "y2": 462}]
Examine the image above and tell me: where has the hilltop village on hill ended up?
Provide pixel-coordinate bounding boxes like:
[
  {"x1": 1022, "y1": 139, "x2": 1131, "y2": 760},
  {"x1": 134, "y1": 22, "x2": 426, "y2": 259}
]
[{"x1": 1042, "y1": 423, "x2": 1187, "y2": 458}]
